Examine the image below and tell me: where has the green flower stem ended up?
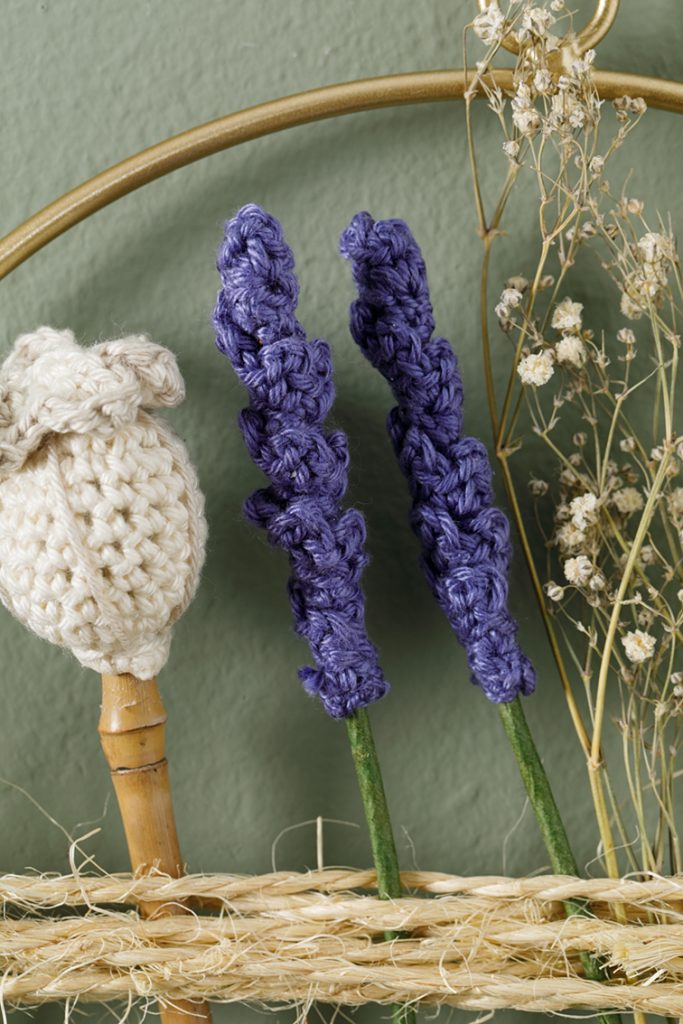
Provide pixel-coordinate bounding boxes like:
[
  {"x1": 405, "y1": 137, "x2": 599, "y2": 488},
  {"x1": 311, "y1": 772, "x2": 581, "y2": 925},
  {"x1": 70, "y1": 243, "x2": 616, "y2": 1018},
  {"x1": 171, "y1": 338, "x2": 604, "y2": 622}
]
[
  {"x1": 346, "y1": 708, "x2": 415, "y2": 1024},
  {"x1": 499, "y1": 697, "x2": 620, "y2": 1024}
]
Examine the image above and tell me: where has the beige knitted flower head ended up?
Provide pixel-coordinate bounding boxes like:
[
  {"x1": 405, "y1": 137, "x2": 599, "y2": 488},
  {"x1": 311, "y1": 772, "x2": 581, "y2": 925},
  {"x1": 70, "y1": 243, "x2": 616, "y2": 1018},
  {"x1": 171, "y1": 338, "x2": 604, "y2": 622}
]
[{"x1": 0, "y1": 327, "x2": 207, "y2": 679}]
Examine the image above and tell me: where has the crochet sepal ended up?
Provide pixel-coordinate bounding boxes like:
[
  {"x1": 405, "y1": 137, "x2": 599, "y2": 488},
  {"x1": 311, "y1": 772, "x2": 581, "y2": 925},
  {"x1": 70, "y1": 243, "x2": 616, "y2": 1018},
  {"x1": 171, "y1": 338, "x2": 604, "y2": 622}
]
[
  {"x1": 0, "y1": 327, "x2": 184, "y2": 482},
  {"x1": 214, "y1": 204, "x2": 388, "y2": 718},
  {"x1": 341, "y1": 212, "x2": 535, "y2": 703}
]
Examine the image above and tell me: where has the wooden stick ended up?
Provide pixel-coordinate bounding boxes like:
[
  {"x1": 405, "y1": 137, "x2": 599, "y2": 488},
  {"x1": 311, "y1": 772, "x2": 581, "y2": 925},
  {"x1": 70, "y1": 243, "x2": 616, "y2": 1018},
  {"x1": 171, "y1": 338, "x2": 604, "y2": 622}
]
[{"x1": 98, "y1": 673, "x2": 212, "y2": 1024}]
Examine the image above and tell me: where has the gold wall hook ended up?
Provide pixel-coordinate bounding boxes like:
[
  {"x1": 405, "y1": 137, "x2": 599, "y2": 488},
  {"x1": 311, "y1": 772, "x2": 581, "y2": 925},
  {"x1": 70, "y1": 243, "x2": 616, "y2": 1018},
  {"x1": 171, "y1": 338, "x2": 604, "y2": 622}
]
[
  {"x1": 577, "y1": 0, "x2": 620, "y2": 53},
  {"x1": 477, "y1": 0, "x2": 620, "y2": 68}
]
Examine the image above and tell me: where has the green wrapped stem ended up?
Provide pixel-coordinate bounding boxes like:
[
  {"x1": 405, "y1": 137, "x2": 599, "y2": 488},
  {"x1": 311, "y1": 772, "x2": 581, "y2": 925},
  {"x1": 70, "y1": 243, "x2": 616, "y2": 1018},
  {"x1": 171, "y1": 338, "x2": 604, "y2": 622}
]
[
  {"x1": 346, "y1": 708, "x2": 401, "y2": 899},
  {"x1": 498, "y1": 698, "x2": 577, "y2": 875},
  {"x1": 346, "y1": 708, "x2": 415, "y2": 1024},
  {"x1": 498, "y1": 697, "x2": 620, "y2": 1023}
]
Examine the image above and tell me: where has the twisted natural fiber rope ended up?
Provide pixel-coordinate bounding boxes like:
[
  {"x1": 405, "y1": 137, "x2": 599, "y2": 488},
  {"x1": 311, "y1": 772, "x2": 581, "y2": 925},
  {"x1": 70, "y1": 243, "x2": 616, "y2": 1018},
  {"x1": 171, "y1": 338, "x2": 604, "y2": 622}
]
[
  {"x1": 2, "y1": 868, "x2": 683, "y2": 907},
  {"x1": 2, "y1": 870, "x2": 682, "y2": 1014}
]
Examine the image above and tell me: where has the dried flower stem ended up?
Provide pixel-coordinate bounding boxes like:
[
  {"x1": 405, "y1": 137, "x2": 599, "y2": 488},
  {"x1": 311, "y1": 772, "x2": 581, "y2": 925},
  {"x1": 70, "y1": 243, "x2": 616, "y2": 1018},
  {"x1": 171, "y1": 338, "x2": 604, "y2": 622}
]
[
  {"x1": 498, "y1": 452, "x2": 592, "y2": 751},
  {"x1": 469, "y1": 90, "x2": 592, "y2": 755},
  {"x1": 463, "y1": 39, "x2": 683, "y2": 1012},
  {"x1": 591, "y1": 454, "x2": 674, "y2": 767}
]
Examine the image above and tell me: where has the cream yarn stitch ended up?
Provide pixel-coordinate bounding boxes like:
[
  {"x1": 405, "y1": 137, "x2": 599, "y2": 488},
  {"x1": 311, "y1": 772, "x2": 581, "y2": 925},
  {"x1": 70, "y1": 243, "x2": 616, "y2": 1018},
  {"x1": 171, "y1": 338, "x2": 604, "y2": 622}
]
[{"x1": 0, "y1": 327, "x2": 207, "y2": 678}]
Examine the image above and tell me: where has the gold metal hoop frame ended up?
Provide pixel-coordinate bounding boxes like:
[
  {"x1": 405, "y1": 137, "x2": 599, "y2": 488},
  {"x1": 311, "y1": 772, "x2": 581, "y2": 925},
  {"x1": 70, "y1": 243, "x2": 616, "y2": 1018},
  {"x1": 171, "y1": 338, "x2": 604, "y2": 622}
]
[{"x1": 0, "y1": 0, "x2": 680, "y2": 282}]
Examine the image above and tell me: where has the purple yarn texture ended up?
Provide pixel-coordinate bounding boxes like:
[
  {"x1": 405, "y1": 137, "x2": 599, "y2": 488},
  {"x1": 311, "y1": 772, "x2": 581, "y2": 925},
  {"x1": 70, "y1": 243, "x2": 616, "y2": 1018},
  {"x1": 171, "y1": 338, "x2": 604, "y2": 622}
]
[
  {"x1": 340, "y1": 212, "x2": 535, "y2": 703},
  {"x1": 213, "y1": 204, "x2": 388, "y2": 719}
]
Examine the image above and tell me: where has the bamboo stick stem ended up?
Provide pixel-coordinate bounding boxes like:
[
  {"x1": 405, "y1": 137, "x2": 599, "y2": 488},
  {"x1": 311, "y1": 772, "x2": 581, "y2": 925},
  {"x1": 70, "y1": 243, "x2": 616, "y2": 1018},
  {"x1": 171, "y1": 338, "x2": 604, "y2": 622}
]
[{"x1": 98, "y1": 673, "x2": 212, "y2": 1024}]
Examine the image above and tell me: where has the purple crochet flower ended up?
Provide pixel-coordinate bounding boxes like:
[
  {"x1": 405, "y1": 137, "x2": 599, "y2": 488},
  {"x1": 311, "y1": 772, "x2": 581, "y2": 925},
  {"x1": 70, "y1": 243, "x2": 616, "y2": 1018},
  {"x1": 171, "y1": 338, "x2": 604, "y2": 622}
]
[
  {"x1": 340, "y1": 212, "x2": 535, "y2": 703},
  {"x1": 213, "y1": 204, "x2": 388, "y2": 719}
]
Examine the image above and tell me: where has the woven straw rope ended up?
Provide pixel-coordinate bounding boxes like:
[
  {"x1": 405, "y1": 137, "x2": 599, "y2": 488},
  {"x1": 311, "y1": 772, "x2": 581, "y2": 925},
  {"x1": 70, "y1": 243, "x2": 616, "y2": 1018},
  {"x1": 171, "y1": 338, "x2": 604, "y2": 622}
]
[{"x1": 2, "y1": 869, "x2": 682, "y2": 1013}]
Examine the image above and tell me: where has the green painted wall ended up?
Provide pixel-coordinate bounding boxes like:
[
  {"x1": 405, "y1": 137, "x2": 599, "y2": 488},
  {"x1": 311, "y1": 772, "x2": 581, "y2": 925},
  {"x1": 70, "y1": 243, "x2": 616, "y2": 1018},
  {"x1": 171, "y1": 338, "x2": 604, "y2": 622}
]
[{"x1": 1, "y1": 2, "x2": 682, "y2": 1021}]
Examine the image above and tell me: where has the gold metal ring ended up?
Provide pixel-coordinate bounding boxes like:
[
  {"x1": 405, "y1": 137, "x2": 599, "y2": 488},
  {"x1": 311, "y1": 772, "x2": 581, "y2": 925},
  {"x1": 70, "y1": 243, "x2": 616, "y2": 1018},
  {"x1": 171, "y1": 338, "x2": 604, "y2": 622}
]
[
  {"x1": 0, "y1": 62, "x2": 680, "y2": 282},
  {"x1": 476, "y1": 0, "x2": 620, "y2": 57}
]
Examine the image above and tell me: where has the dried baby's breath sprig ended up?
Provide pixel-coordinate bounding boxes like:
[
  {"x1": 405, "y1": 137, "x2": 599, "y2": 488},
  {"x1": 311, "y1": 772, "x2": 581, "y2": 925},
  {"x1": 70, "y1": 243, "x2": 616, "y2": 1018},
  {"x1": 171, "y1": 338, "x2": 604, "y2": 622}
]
[{"x1": 465, "y1": 0, "x2": 681, "y2": 912}]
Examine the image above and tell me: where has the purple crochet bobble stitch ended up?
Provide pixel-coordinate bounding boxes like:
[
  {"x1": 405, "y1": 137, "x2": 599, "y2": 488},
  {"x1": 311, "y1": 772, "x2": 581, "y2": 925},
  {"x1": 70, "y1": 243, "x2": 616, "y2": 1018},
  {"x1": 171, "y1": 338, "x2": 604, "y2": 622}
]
[
  {"x1": 340, "y1": 212, "x2": 535, "y2": 703},
  {"x1": 213, "y1": 204, "x2": 388, "y2": 719}
]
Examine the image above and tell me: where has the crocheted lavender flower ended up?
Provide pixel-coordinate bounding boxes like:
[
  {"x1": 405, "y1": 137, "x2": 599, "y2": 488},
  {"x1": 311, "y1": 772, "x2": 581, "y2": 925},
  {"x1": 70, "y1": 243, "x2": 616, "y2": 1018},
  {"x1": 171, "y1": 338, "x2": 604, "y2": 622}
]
[
  {"x1": 213, "y1": 204, "x2": 388, "y2": 718},
  {"x1": 340, "y1": 212, "x2": 535, "y2": 703}
]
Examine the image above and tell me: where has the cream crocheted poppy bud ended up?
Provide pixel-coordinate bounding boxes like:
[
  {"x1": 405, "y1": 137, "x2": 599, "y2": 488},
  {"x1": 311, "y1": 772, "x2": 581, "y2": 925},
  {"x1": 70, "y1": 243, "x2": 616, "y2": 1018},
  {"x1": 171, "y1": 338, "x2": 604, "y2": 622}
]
[{"x1": 0, "y1": 327, "x2": 207, "y2": 679}]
